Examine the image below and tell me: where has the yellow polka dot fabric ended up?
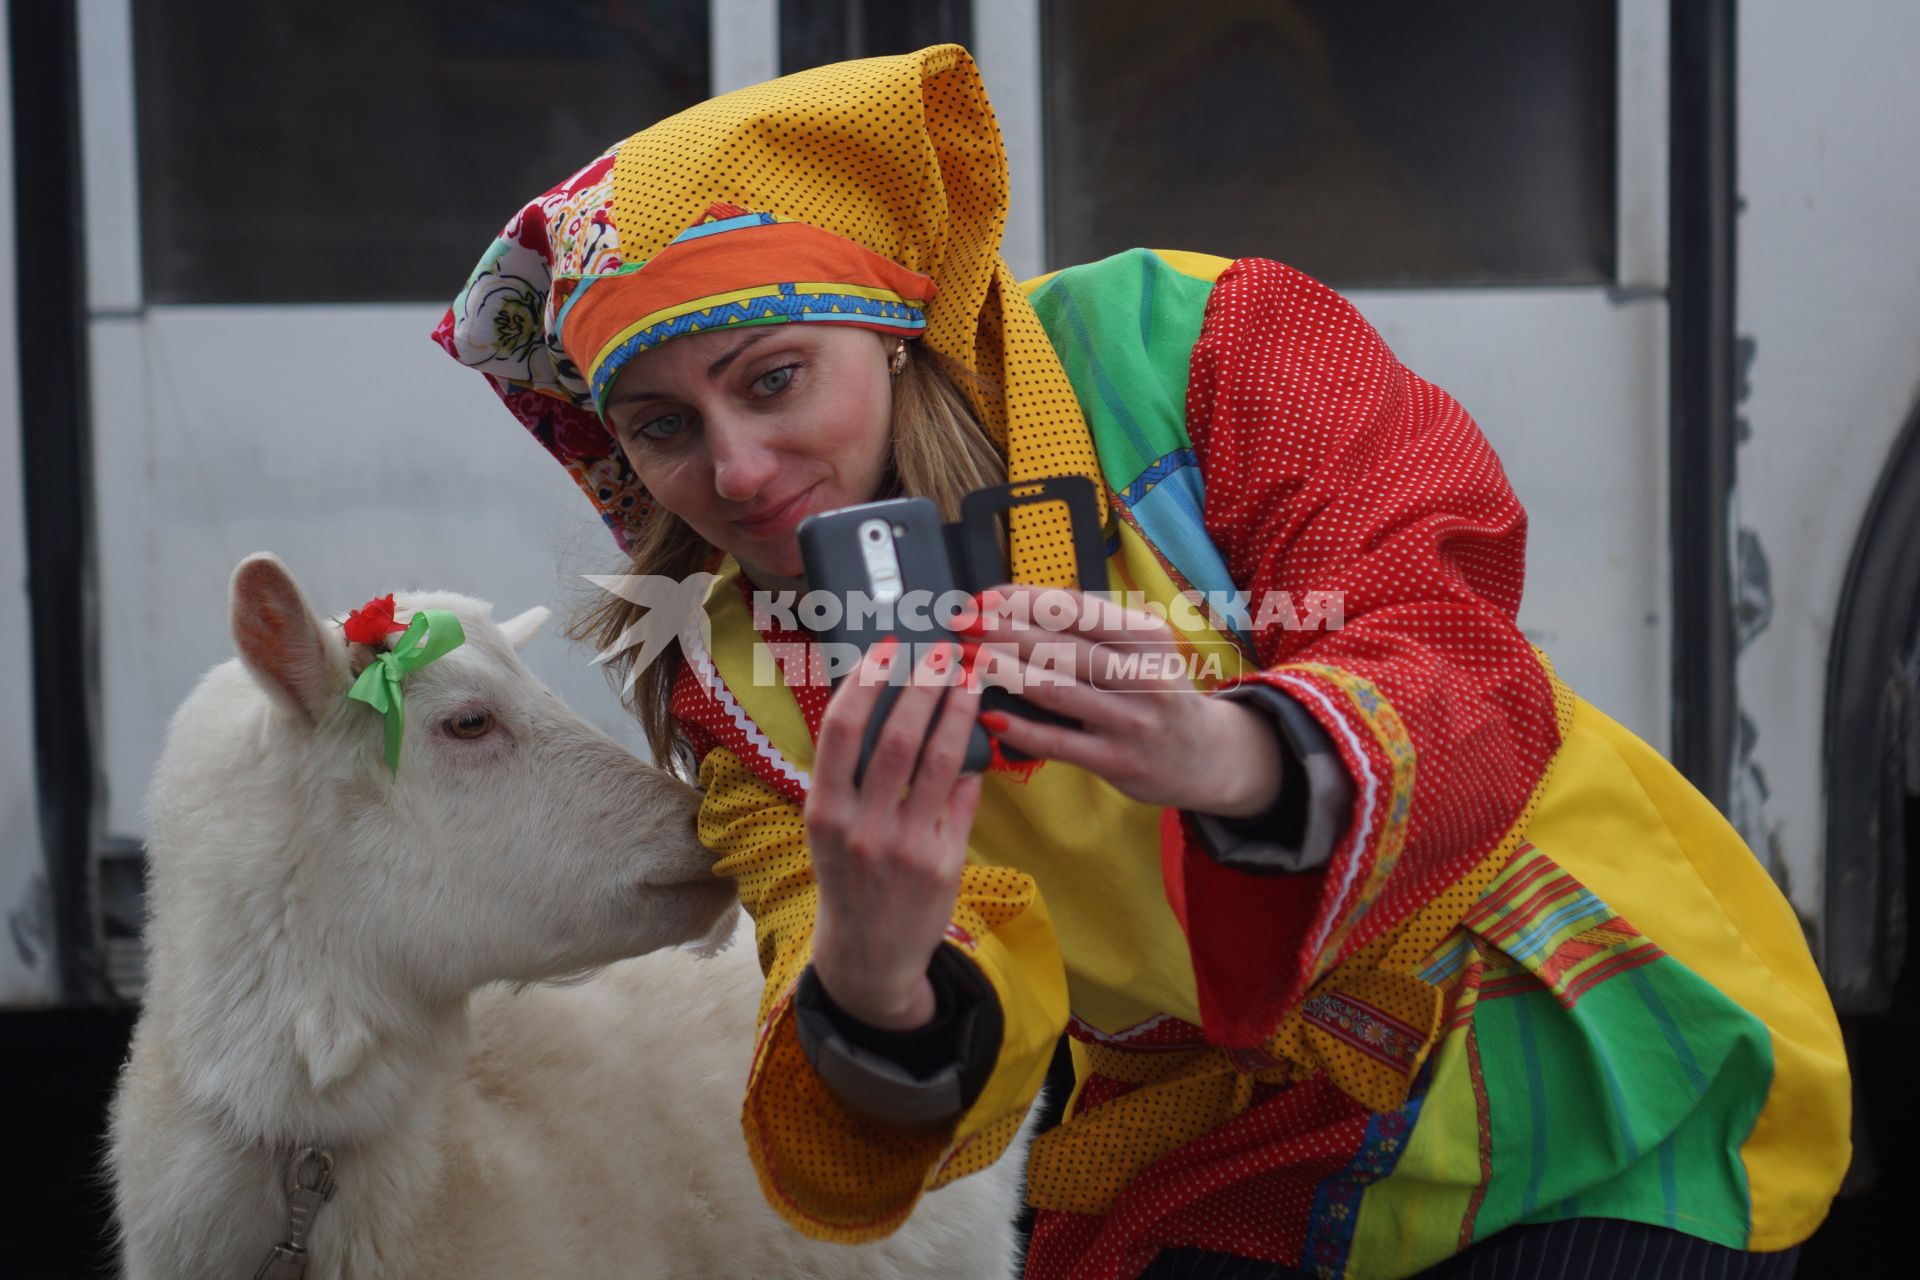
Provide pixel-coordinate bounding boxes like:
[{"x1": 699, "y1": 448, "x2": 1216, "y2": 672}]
[
  {"x1": 1022, "y1": 658, "x2": 1585, "y2": 1218},
  {"x1": 696, "y1": 744, "x2": 1067, "y2": 1240},
  {"x1": 696, "y1": 747, "x2": 820, "y2": 992},
  {"x1": 605, "y1": 44, "x2": 1103, "y2": 587}
]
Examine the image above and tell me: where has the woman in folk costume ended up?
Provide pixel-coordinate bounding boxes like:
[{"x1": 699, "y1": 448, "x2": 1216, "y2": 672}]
[{"x1": 437, "y1": 46, "x2": 1848, "y2": 1280}]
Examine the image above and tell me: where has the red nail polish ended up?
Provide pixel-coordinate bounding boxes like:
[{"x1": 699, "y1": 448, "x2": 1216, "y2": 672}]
[{"x1": 979, "y1": 710, "x2": 1011, "y2": 733}]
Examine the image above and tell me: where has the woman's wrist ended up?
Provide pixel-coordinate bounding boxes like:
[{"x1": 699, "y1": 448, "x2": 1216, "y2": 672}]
[
  {"x1": 810, "y1": 930, "x2": 940, "y2": 1030},
  {"x1": 1187, "y1": 696, "x2": 1288, "y2": 819},
  {"x1": 818, "y1": 969, "x2": 938, "y2": 1031}
]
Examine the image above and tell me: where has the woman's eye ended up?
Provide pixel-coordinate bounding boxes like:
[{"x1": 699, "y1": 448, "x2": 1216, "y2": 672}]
[
  {"x1": 445, "y1": 711, "x2": 493, "y2": 740},
  {"x1": 634, "y1": 411, "x2": 688, "y2": 442},
  {"x1": 751, "y1": 364, "x2": 798, "y2": 397}
]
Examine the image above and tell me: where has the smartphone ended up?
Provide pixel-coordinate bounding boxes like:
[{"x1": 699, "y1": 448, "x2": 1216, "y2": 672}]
[{"x1": 797, "y1": 498, "x2": 992, "y2": 787}]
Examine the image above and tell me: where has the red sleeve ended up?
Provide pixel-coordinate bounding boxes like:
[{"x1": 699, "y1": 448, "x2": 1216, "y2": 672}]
[{"x1": 1163, "y1": 257, "x2": 1560, "y2": 1046}]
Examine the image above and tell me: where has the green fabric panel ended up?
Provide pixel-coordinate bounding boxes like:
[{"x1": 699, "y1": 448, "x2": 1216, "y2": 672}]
[
  {"x1": 1527, "y1": 965, "x2": 1768, "y2": 1244},
  {"x1": 1470, "y1": 955, "x2": 1772, "y2": 1251},
  {"x1": 1347, "y1": 1030, "x2": 1482, "y2": 1278},
  {"x1": 1028, "y1": 248, "x2": 1214, "y2": 492}
]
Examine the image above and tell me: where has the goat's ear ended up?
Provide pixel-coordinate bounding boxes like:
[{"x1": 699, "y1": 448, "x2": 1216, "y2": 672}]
[
  {"x1": 230, "y1": 553, "x2": 347, "y2": 723},
  {"x1": 498, "y1": 605, "x2": 551, "y2": 652},
  {"x1": 294, "y1": 993, "x2": 371, "y2": 1092}
]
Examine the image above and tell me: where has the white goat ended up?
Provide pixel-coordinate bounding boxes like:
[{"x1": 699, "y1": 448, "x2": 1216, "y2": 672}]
[{"x1": 108, "y1": 553, "x2": 1026, "y2": 1279}]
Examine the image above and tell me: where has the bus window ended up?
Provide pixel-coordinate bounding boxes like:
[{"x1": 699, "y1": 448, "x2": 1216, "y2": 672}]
[
  {"x1": 778, "y1": 0, "x2": 969, "y2": 75},
  {"x1": 1042, "y1": 0, "x2": 1616, "y2": 287},
  {"x1": 133, "y1": 1, "x2": 711, "y2": 304}
]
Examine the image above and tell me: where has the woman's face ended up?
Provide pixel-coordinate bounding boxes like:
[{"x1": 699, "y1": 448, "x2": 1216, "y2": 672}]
[{"x1": 604, "y1": 326, "x2": 896, "y2": 580}]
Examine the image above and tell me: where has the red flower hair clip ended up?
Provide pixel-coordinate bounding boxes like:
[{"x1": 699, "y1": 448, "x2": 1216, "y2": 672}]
[{"x1": 342, "y1": 594, "x2": 409, "y2": 645}]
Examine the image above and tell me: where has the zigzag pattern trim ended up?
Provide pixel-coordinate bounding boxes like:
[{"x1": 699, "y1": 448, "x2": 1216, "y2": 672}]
[
  {"x1": 679, "y1": 623, "x2": 811, "y2": 794},
  {"x1": 1120, "y1": 448, "x2": 1199, "y2": 505},
  {"x1": 1270, "y1": 672, "x2": 1383, "y2": 966},
  {"x1": 1068, "y1": 1012, "x2": 1179, "y2": 1045},
  {"x1": 591, "y1": 285, "x2": 925, "y2": 402}
]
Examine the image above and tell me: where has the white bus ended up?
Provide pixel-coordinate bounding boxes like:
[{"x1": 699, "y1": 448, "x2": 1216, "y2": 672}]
[{"x1": 5, "y1": 0, "x2": 1912, "y2": 1263}]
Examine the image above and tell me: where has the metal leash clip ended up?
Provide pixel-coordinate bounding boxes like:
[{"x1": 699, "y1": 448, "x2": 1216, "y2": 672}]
[{"x1": 251, "y1": 1147, "x2": 336, "y2": 1279}]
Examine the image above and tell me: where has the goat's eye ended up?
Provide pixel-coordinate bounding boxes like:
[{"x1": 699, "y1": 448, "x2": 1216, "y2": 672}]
[{"x1": 445, "y1": 711, "x2": 493, "y2": 739}]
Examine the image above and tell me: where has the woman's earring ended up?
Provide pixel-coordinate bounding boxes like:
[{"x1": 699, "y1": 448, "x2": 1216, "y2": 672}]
[{"x1": 889, "y1": 339, "x2": 909, "y2": 377}]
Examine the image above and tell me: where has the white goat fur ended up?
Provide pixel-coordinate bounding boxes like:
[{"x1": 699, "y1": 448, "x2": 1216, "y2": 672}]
[{"x1": 107, "y1": 554, "x2": 1027, "y2": 1279}]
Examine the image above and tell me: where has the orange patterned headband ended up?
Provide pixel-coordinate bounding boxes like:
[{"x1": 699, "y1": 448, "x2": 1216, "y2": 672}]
[{"x1": 554, "y1": 203, "x2": 937, "y2": 415}]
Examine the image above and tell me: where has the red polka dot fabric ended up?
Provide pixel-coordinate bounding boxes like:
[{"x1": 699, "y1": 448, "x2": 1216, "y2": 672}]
[
  {"x1": 671, "y1": 254, "x2": 1563, "y2": 1275},
  {"x1": 1166, "y1": 257, "x2": 1558, "y2": 1047}
]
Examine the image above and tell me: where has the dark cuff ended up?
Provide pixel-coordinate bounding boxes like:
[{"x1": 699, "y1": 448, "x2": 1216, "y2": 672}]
[
  {"x1": 793, "y1": 946, "x2": 1002, "y2": 1129},
  {"x1": 1186, "y1": 683, "x2": 1355, "y2": 874}
]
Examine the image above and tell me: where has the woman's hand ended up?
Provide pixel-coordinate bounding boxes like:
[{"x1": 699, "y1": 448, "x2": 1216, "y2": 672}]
[
  {"x1": 805, "y1": 637, "x2": 983, "y2": 1030},
  {"x1": 960, "y1": 586, "x2": 1285, "y2": 817}
]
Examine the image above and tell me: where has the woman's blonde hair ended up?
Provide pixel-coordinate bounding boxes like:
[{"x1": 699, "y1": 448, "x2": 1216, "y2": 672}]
[{"x1": 570, "y1": 346, "x2": 1006, "y2": 777}]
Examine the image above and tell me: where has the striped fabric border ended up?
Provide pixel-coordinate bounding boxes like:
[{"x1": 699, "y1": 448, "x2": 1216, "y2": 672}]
[
  {"x1": 592, "y1": 282, "x2": 925, "y2": 405},
  {"x1": 1463, "y1": 845, "x2": 1665, "y2": 1010}
]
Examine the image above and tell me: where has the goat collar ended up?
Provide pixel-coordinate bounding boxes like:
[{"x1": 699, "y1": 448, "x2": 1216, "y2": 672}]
[{"x1": 253, "y1": 1146, "x2": 337, "y2": 1278}]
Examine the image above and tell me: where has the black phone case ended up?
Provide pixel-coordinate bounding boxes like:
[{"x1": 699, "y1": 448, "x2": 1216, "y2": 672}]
[
  {"x1": 944, "y1": 476, "x2": 1107, "y2": 762},
  {"x1": 797, "y1": 497, "x2": 993, "y2": 786}
]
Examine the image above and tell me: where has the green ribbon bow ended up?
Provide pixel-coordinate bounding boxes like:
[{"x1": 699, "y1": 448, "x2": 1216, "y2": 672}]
[{"x1": 345, "y1": 609, "x2": 466, "y2": 775}]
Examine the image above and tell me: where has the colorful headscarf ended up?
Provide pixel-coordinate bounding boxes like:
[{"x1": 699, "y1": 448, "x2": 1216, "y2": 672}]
[{"x1": 435, "y1": 44, "x2": 1103, "y2": 588}]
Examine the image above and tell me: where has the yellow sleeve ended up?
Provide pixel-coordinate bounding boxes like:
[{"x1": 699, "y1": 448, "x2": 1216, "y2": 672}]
[{"x1": 697, "y1": 746, "x2": 1068, "y2": 1242}]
